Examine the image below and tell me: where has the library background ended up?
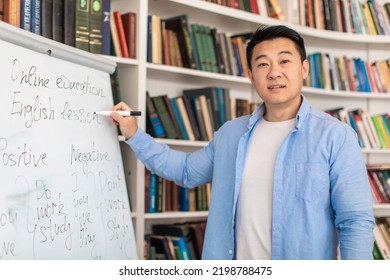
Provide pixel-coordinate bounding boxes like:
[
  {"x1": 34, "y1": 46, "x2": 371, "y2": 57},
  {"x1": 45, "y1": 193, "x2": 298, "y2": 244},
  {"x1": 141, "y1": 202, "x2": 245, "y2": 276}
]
[{"x1": 1, "y1": 0, "x2": 390, "y2": 260}]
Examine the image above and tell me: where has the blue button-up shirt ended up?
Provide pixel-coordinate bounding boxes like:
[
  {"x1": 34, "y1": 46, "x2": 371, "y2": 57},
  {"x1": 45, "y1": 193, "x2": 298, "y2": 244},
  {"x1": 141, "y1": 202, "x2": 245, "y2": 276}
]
[{"x1": 127, "y1": 96, "x2": 375, "y2": 259}]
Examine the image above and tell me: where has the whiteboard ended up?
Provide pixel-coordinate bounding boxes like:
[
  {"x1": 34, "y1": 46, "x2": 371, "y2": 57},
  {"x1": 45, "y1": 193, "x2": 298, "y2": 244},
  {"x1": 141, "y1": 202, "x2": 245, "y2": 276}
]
[{"x1": 0, "y1": 38, "x2": 137, "y2": 260}]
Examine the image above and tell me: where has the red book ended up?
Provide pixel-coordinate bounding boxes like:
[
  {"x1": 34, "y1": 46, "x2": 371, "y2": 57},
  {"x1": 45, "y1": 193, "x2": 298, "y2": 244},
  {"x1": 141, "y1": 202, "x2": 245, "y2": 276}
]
[
  {"x1": 113, "y1": 11, "x2": 129, "y2": 58},
  {"x1": 249, "y1": 0, "x2": 259, "y2": 14},
  {"x1": 121, "y1": 12, "x2": 137, "y2": 59}
]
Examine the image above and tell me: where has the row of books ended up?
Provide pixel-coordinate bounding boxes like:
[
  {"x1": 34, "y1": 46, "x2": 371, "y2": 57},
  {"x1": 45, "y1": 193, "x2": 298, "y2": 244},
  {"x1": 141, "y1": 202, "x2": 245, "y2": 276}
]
[
  {"x1": 204, "y1": 0, "x2": 261, "y2": 14},
  {"x1": 1, "y1": 0, "x2": 136, "y2": 57},
  {"x1": 292, "y1": 0, "x2": 390, "y2": 35},
  {"x1": 147, "y1": 14, "x2": 253, "y2": 77},
  {"x1": 305, "y1": 53, "x2": 390, "y2": 93},
  {"x1": 146, "y1": 88, "x2": 257, "y2": 141},
  {"x1": 326, "y1": 107, "x2": 390, "y2": 149},
  {"x1": 144, "y1": 222, "x2": 206, "y2": 260},
  {"x1": 373, "y1": 217, "x2": 390, "y2": 260},
  {"x1": 368, "y1": 165, "x2": 390, "y2": 204},
  {"x1": 145, "y1": 169, "x2": 211, "y2": 214}
]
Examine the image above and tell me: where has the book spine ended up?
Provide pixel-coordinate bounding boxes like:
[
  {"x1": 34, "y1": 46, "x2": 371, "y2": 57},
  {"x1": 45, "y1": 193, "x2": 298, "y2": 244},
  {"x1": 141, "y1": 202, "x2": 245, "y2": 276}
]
[
  {"x1": 89, "y1": 0, "x2": 103, "y2": 54},
  {"x1": 113, "y1": 11, "x2": 129, "y2": 58},
  {"x1": 75, "y1": 0, "x2": 90, "y2": 51},
  {"x1": 30, "y1": 0, "x2": 42, "y2": 35},
  {"x1": 64, "y1": 0, "x2": 75, "y2": 46},
  {"x1": 146, "y1": 92, "x2": 166, "y2": 138},
  {"x1": 101, "y1": 0, "x2": 111, "y2": 55},
  {"x1": 20, "y1": 0, "x2": 31, "y2": 31},
  {"x1": 41, "y1": 0, "x2": 52, "y2": 39},
  {"x1": 52, "y1": 0, "x2": 64, "y2": 43}
]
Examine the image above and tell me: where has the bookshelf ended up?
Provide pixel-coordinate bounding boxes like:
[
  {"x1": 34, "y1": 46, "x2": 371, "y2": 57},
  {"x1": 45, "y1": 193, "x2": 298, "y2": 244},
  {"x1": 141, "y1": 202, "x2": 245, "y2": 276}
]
[
  {"x1": 2, "y1": 0, "x2": 388, "y2": 258},
  {"x1": 107, "y1": 0, "x2": 390, "y2": 258}
]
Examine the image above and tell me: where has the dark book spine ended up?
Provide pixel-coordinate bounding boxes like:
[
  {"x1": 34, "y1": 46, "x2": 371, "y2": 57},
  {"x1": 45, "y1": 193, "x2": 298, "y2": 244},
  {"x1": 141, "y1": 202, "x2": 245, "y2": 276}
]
[
  {"x1": 52, "y1": 0, "x2": 64, "y2": 43},
  {"x1": 121, "y1": 12, "x2": 137, "y2": 59},
  {"x1": 101, "y1": 0, "x2": 111, "y2": 55},
  {"x1": 89, "y1": 0, "x2": 102, "y2": 54},
  {"x1": 30, "y1": 0, "x2": 41, "y2": 35},
  {"x1": 64, "y1": 0, "x2": 75, "y2": 46},
  {"x1": 41, "y1": 0, "x2": 52, "y2": 38},
  {"x1": 75, "y1": 0, "x2": 90, "y2": 51}
]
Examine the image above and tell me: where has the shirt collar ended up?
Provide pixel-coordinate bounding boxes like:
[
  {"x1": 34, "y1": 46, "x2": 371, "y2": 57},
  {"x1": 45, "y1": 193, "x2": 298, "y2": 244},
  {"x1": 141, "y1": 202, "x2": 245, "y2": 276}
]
[{"x1": 248, "y1": 95, "x2": 310, "y2": 131}]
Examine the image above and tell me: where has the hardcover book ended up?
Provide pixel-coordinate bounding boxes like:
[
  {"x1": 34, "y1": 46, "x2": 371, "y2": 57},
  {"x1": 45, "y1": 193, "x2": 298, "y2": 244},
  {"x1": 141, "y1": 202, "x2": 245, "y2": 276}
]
[
  {"x1": 75, "y1": 0, "x2": 90, "y2": 51},
  {"x1": 89, "y1": 0, "x2": 103, "y2": 54},
  {"x1": 52, "y1": 0, "x2": 64, "y2": 43},
  {"x1": 64, "y1": 0, "x2": 75, "y2": 46}
]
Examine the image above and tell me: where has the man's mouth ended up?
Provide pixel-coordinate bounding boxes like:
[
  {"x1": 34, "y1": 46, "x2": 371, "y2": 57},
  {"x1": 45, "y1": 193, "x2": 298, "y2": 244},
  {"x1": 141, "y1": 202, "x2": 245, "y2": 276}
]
[{"x1": 268, "y1": 85, "x2": 286, "y2": 89}]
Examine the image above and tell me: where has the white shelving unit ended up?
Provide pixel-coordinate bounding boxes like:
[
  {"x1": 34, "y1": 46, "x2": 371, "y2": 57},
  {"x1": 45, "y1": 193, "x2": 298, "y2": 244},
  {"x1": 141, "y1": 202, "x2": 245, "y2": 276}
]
[{"x1": 108, "y1": 0, "x2": 390, "y2": 257}]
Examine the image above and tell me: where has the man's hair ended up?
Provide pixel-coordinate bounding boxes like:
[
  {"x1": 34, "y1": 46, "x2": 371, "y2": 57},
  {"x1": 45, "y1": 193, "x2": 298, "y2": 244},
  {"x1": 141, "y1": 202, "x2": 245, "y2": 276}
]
[{"x1": 246, "y1": 25, "x2": 307, "y2": 70}]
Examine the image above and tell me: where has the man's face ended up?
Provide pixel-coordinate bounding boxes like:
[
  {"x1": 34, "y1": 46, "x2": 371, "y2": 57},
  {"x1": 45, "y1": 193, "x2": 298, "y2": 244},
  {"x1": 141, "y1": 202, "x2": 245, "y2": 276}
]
[{"x1": 248, "y1": 38, "x2": 309, "y2": 110}]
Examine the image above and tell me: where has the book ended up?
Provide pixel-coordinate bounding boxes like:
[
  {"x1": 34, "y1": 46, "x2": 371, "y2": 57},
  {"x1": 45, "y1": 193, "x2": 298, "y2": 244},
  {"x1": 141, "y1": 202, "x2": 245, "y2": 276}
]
[
  {"x1": 183, "y1": 87, "x2": 221, "y2": 131},
  {"x1": 89, "y1": 0, "x2": 103, "y2": 54},
  {"x1": 113, "y1": 11, "x2": 129, "y2": 58},
  {"x1": 41, "y1": 0, "x2": 52, "y2": 39},
  {"x1": 152, "y1": 223, "x2": 196, "y2": 260},
  {"x1": 373, "y1": 224, "x2": 390, "y2": 260},
  {"x1": 3, "y1": 0, "x2": 21, "y2": 27},
  {"x1": 121, "y1": 12, "x2": 136, "y2": 59},
  {"x1": 29, "y1": 0, "x2": 41, "y2": 35},
  {"x1": 175, "y1": 96, "x2": 196, "y2": 141},
  {"x1": 265, "y1": 0, "x2": 285, "y2": 21},
  {"x1": 101, "y1": 0, "x2": 110, "y2": 55},
  {"x1": 52, "y1": 0, "x2": 64, "y2": 43},
  {"x1": 151, "y1": 95, "x2": 180, "y2": 139},
  {"x1": 164, "y1": 14, "x2": 197, "y2": 69},
  {"x1": 75, "y1": 0, "x2": 90, "y2": 51},
  {"x1": 64, "y1": 0, "x2": 75, "y2": 46},
  {"x1": 109, "y1": 11, "x2": 121, "y2": 57},
  {"x1": 145, "y1": 92, "x2": 165, "y2": 138},
  {"x1": 169, "y1": 97, "x2": 189, "y2": 140},
  {"x1": 20, "y1": 0, "x2": 31, "y2": 31}
]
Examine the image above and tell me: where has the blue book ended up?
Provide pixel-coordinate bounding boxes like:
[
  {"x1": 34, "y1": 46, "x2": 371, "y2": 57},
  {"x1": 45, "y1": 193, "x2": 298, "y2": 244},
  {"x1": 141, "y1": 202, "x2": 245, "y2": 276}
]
[
  {"x1": 21, "y1": 0, "x2": 32, "y2": 31},
  {"x1": 102, "y1": 0, "x2": 111, "y2": 55},
  {"x1": 30, "y1": 0, "x2": 42, "y2": 35},
  {"x1": 170, "y1": 98, "x2": 189, "y2": 140},
  {"x1": 215, "y1": 87, "x2": 226, "y2": 125},
  {"x1": 171, "y1": 237, "x2": 190, "y2": 260},
  {"x1": 149, "y1": 173, "x2": 157, "y2": 213},
  {"x1": 179, "y1": 187, "x2": 189, "y2": 211},
  {"x1": 147, "y1": 15, "x2": 152, "y2": 63}
]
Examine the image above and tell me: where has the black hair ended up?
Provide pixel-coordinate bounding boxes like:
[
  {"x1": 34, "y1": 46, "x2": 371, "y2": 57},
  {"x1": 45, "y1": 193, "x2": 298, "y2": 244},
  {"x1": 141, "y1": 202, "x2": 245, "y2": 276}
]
[{"x1": 246, "y1": 25, "x2": 307, "y2": 70}]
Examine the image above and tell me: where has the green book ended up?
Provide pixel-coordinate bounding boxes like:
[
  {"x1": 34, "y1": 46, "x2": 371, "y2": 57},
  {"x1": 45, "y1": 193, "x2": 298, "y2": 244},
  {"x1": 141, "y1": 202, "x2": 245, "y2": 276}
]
[
  {"x1": 75, "y1": 0, "x2": 90, "y2": 51},
  {"x1": 151, "y1": 95, "x2": 180, "y2": 139}
]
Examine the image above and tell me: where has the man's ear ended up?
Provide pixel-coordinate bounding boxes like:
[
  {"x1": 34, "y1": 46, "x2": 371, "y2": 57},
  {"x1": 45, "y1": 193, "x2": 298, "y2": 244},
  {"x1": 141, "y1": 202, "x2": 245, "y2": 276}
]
[{"x1": 302, "y1": 59, "x2": 309, "y2": 79}]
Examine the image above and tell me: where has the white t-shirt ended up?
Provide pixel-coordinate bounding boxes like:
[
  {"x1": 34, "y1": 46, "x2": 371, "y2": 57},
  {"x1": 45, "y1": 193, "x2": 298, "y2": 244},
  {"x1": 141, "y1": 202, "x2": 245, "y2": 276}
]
[{"x1": 235, "y1": 118, "x2": 295, "y2": 259}]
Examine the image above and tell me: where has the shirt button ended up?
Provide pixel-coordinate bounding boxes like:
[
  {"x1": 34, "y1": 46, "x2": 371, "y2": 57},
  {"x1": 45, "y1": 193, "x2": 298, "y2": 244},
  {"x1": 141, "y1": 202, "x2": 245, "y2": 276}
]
[{"x1": 228, "y1": 250, "x2": 233, "y2": 255}]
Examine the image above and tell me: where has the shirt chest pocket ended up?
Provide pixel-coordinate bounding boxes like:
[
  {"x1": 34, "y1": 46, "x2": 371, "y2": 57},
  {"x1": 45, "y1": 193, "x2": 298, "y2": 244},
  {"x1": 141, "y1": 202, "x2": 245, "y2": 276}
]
[{"x1": 295, "y1": 163, "x2": 330, "y2": 202}]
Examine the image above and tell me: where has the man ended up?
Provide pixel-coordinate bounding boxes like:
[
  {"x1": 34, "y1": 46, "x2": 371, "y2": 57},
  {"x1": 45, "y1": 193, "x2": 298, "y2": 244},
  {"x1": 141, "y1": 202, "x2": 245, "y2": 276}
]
[{"x1": 111, "y1": 25, "x2": 375, "y2": 259}]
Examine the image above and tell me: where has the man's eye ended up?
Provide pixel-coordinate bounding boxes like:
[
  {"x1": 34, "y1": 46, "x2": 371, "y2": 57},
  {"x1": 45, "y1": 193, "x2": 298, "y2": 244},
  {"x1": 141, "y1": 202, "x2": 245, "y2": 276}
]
[
  {"x1": 281, "y1": 59, "x2": 290, "y2": 64},
  {"x1": 258, "y1": 63, "x2": 268, "y2": 67}
]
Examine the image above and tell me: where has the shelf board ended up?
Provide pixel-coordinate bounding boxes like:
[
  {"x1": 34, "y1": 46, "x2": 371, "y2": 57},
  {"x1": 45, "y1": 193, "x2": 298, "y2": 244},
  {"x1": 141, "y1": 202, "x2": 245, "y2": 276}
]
[
  {"x1": 147, "y1": 63, "x2": 251, "y2": 84},
  {"x1": 169, "y1": 0, "x2": 390, "y2": 44},
  {"x1": 361, "y1": 149, "x2": 390, "y2": 154},
  {"x1": 144, "y1": 211, "x2": 208, "y2": 219},
  {"x1": 102, "y1": 55, "x2": 139, "y2": 66},
  {"x1": 303, "y1": 87, "x2": 390, "y2": 99},
  {"x1": 373, "y1": 204, "x2": 390, "y2": 217},
  {"x1": 155, "y1": 138, "x2": 208, "y2": 147}
]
